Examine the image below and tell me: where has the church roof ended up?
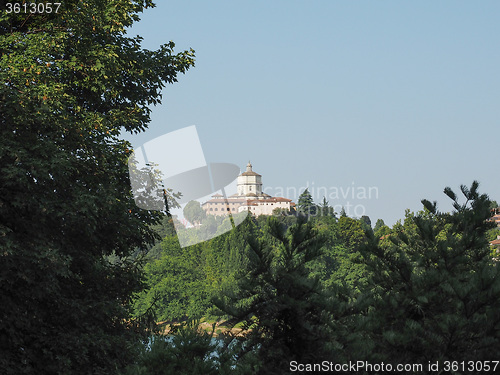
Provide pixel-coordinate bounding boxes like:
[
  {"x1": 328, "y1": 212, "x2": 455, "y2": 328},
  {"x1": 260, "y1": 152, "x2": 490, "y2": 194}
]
[
  {"x1": 241, "y1": 161, "x2": 261, "y2": 177},
  {"x1": 241, "y1": 171, "x2": 261, "y2": 176}
]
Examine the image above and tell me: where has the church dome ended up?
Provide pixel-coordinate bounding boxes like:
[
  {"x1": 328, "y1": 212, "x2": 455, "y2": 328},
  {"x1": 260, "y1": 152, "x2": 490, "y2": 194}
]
[{"x1": 241, "y1": 161, "x2": 261, "y2": 177}]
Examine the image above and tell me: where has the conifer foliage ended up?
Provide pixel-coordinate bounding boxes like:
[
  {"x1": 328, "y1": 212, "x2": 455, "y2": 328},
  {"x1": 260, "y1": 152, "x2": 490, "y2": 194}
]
[
  {"x1": 358, "y1": 181, "x2": 500, "y2": 365},
  {"x1": 297, "y1": 188, "x2": 317, "y2": 216},
  {"x1": 214, "y1": 216, "x2": 333, "y2": 374}
]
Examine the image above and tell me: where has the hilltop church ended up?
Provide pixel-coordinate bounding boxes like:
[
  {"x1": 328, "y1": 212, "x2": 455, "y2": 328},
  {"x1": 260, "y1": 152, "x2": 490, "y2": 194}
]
[{"x1": 202, "y1": 162, "x2": 294, "y2": 216}]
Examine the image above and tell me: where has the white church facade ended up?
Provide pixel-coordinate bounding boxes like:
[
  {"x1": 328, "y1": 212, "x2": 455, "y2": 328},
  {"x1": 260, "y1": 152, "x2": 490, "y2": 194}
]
[{"x1": 202, "y1": 162, "x2": 294, "y2": 216}]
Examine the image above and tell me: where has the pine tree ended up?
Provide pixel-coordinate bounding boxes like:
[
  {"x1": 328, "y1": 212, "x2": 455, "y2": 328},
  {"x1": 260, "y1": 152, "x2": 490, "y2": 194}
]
[
  {"x1": 359, "y1": 215, "x2": 373, "y2": 237},
  {"x1": 297, "y1": 188, "x2": 317, "y2": 216},
  {"x1": 358, "y1": 182, "x2": 500, "y2": 367},
  {"x1": 340, "y1": 207, "x2": 347, "y2": 217},
  {"x1": 320, "y1": 196, "x2": 336, "y2": 217},
  {"x1": 373, "y1": 218, "x2": 386, "y2": 233},
  {"x1": 214, "y1": 216, "x2": 336, "y2": 374}
]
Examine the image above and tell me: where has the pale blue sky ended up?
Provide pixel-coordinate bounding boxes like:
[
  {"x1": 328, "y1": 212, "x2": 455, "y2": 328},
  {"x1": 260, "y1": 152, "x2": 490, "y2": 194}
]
[{"x1": 123, "y1": 0, "x2": 500, "y2": 225}]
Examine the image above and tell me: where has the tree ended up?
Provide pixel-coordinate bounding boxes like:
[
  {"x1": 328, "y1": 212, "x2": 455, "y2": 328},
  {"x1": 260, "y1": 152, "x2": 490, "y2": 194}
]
[
  {"x1": 336, "y1": 216, "x2": 366, "y2": 251},
  {"x1": 319, "y1": 217, "x2": 369, "y2": 295},
  {"x1": 214, "y1": 216, "x2": 335, "y2": 374},
  {"x1": 297, "y1": 188, "x2": 317, "y2": 216},
  {"x1": 359, "y1": 215, "x2": 371, "y2": 228},
  {"x1": 125, "y1": 321, "x2": 220, "y2": 375},
  {"x1": 359, "y1": 215, "x2": 373, "y2": 237},
  {"x1": 133, "y1": 237, "x2": 210, "y2": 323},
  {"x1": 125, "y1": 320, "x2": 255, "y2": 375},
  {"x1": 374, "y1": 225, "x2": 391, "y2": 241},
  {"x1": 0, "y1": 2, "x2": 195, "y2": 374},
  {"x1": 319, "y1": 196, "x2": 336, "y2": 217},
  {"x1": 183, "y1": 200, "x2": 206, "y2": 225},
  {"x1": 339, "y1": 207, "x2": 347, "y2": 217},
  {"x1": 271, "y1": 207, "x2": 290, "y2": 216},
  {"x1": 358, "y1": 182, "x2": 500, "y2": 365},
  {"x1": 373, "y1": 218, "x2": 385, "y2": 233}
]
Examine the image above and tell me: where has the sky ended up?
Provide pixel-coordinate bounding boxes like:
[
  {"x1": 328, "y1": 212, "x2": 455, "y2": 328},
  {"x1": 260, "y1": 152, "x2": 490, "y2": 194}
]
[{"x1": 122, "y1": 0, "x2": 500, "y2": 226}]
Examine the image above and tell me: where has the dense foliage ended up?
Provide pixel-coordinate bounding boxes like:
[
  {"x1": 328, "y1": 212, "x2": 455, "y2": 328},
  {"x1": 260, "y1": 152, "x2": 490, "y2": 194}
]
[
  {"x1": 2, "y1": 2, "x2": 499, "y2": 374},
  {"x1": 213, "y1": 216, "x2": 334, "y2": 373},
  {"x1": 357, "y1": 182, "x2": 500, "y2": 364},
  {"x1": 132, "y1": 182, "x2": 500, "y2": 374},
  {"x1": 0, "y1": 1, "x2": 194, "y2": 374}
]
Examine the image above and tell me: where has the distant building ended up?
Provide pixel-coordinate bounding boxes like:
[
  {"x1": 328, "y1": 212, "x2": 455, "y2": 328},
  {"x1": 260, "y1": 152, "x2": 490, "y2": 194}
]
[
  {"x1": 491, "y1": 209, "x2": 500, "y2": 227},
  {"x1": 490, "y1": 207, "x2": 500, "y2": 258},
  {"x1": 491, "y1": 236, "x2": 500, "y2": 247},
  {"x1": 202, "y1": 161, "x2": 294, "y2": 216}
]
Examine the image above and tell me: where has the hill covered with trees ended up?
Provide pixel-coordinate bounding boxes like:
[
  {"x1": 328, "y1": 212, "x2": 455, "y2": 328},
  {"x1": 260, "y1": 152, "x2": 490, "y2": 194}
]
[{"x1": 128, "y1": 182, "x2": 500, "y2": 375}]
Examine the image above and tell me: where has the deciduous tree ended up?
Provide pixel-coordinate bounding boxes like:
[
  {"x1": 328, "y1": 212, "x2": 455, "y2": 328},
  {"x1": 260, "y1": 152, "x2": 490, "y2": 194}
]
[
  {"x1": 183, "y1": 200, "x2": 207, "y2": 225},
  {"x1": 0, "y1": 1, "x2": 194, "y2": 373}
]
